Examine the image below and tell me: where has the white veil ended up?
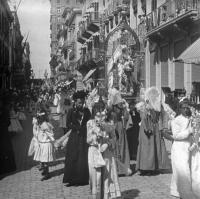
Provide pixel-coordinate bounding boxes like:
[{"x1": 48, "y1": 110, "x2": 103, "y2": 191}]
[{"x1": 145, "y1": 87, "x2": 161, "y2": 112}]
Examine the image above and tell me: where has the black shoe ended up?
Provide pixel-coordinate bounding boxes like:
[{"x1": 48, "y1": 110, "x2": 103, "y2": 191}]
[
  {"x1": 39, "y1": 167, "x2": 43, "y2": 171},
  {"x1": 65, "y1": 183, "x2": 76, "y2": 187},
  {"x1": 41, "y1": 174, "x2": 50, "y2": 181},
  {"x1": 41, "y1": 166, "x2": 49, "y2": 176}
]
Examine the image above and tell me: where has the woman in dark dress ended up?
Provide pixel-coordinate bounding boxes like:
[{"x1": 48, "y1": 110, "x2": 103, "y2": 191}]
[
  {"x1": 63, "y1": 91, "x2": 91, "y2": 186},
  {"x1": 0, "y1": 97, "x2": 16, "y2": 175},
  {"x1": 126, "y1": 102, "x2": 141, "y2": 160}
]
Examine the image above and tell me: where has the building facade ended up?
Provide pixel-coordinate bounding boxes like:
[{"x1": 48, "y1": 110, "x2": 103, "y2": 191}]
[
  {"x1": 136, "y1": 0, "x2": 200, "y2": 97},
  {"x1": 10, "y1": 10, "x2": 25, "y2": 88},
  {"x1": 62, "y1": 5, "x2": 82, "y2": 73},
  {"x1": 49, "y1": 0, "x2": 79, "y2": 76},
  {"x1": 0, "y1": 0, "x2": 29, "y2": 90},
  {"x1": 76, "y1": 0, "x2": 104, "y2": 87},
  {"x1": 0, "y1": 0, "x2": 13, "y2": 90},
  {"x1": 51, "y1": 0, "x2": 200, "y2": 99},
  {"x1": 50, "y1": 0, "x2": 68, "y2": 56},
  {"x1": 55, "y1": 0, "x2": 145, "y2": 96}
]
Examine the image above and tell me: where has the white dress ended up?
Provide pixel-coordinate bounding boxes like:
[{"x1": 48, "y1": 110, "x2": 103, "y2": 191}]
[
  {"x1": 170, "y1": 115, "x2": 195, "y2": 199},
  {"x1": 191, "y1": 134, "x2": 200, "y2": 199},
  {"x1": 29, "y1": 123, "x2": 40, "y2": 157},
  {"x1": 8, "y1": 109, "x2": 23, "y2": 133},
  {"x1": 34, "y1": 122, "x2": 55, "y2": 163}
]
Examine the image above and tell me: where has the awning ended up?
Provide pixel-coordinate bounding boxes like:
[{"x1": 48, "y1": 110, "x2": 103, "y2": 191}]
[
  {"x1": 177, "y1": 38, "x2": 200, "y2": 64},
  {"x1": 83, "y1": 69, "x2": 96, "y2": 82}
]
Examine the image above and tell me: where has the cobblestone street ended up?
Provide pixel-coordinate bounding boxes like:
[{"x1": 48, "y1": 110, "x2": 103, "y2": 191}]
[{"x1": 0, "y1": 113, "x2": 174, "y2": 199}]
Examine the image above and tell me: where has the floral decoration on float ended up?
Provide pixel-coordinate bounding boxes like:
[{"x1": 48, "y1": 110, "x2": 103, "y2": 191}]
[{"x1": 190, "y1": 106, "x2": 200, "y2": 152}]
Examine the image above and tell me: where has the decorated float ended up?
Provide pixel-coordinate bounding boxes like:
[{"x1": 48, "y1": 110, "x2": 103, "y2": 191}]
[{"x1": 104, "y1": 3, "x2": 144, "y2": 102}]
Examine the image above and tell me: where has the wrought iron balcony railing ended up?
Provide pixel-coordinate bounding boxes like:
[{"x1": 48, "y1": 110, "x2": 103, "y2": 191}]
[
  {"x1": 146, "y1": 0, "x2": 199, "y2": 33},
  {"x1": 78, "y1": 48, "x2": 99, "y2": 67},
  {"x1": 86, "y1": 12, "x2": 100, "y2": 32},
  {"x1": 87, "y1": 12, "x2": 99, "y2": 24},
  {"x1": 103, "y1": 0, "x2": 130, "y2": 20}
]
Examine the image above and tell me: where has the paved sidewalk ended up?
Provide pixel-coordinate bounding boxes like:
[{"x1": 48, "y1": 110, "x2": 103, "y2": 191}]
[{"x1": 0, "y1": 113, "x2": 174, "y2": 199}]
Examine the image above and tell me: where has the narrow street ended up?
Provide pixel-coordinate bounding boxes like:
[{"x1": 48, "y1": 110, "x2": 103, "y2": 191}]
[{"x1": 0, "y1": 112, "x2": 174, "y2": 199}]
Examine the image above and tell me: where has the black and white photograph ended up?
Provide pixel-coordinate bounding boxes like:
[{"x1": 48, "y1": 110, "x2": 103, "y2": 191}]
[{"x1": 1, "y1": 0, "x2": 200, "y2": 198}]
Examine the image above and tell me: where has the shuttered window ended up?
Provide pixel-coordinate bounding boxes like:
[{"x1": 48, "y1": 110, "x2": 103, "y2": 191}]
[
  {"x1": 191, "y1": 35, "x2": 200, "y2": 83},
  {"x1": 174, "y1": 40, "x2": 185, "y2": 89},
  {"x1": 192, "y1": 64, "x2": 200, "y2": 82},
  {"x1": 161, "y1": 45, "x2": 169, "y2": 87},
  {"x1": 150, "y1": 51, "x2": 156, "y2": 87}
]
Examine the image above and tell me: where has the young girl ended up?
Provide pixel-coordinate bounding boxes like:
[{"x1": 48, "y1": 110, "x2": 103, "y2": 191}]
[
  {"x1": 8, "y1": 103, "x2": 23, "y2": 135},
  {"x1": 16, "y1": 102, "x2": 27, "y2": 121},
  {"x1": 34, "y1": 110, "x2": 55, "y2": 181},
  {"x1": 28, "y1": 116, "x2": 39, "y2": 157},
  {"x1": 87, "y1": 101, "x2": 121, "y2": 199}
]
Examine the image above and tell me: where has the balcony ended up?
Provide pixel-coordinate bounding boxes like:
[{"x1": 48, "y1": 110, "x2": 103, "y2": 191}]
[
  {"x1": 103, "y1": 0, "x2": 130, "y2": 21},
  {"x1": 86, "y1": 12, "x2": 100, "y2": 32},
  {"x1": 77, "y1": 30, "x2": 86, "y2": 44},
  {"x1": 146, "y1": 0, "x2": 199, "y2": 38},
  {"x1": 77, "y1": 21, "x2": 92, "y2": 44},
  {"x1": 77, "y1": 48, "x2": 99, "y2": 71}
]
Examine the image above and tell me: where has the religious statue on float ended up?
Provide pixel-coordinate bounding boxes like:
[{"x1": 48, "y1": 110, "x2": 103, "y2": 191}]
[{"x1": 113, "y1": 45, "x2": 135, "y2": 94}]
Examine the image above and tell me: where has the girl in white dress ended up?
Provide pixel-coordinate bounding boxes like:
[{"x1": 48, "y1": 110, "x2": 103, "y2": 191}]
[
  {"x1": 34, "y1": 110, "x2": 55, "y2": 181},
  {"x1": 28, "y1": 117, "x2": 39, "y2": 157},
  {"x1": 87, "y1": 101, "x2": 121, "y2": 199},
  {"x1": 8, "y1": 105, "x2": 23, "y2": 134},
  {"x1": 170, "y1": 104, "x2": 196, "y2": 199}
]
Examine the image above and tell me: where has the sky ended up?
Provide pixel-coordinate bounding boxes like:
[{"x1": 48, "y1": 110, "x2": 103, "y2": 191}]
[{"x1": 17, "y1": 0, "x2": 51, "y2": 79}]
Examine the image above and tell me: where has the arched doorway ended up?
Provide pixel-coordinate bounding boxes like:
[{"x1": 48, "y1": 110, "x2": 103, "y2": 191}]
[{"x1": 104, "y1": 17, "x2": 140, "y2": 97}]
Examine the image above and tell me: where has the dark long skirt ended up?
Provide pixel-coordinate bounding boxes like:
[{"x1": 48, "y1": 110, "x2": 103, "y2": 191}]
[
  {"x1": 136, "y1": 122, "x2": 170, "y2": 171},
  {"x1": 63, "y1": 129, "x2": 89, "y2": 185},
  {"x1": 126, "y1": 125, "x2": 140, "y2": 160}
]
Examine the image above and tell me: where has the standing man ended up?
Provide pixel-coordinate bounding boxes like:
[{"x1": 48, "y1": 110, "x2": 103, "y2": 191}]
[{"x1": 63, "y1": 91, "x2": 91, "y2": 186}]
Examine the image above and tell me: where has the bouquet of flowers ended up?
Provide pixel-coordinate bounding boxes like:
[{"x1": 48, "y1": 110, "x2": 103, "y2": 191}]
[{"x1": 189, "y1": 109, "x2": 200, "y2": 152}]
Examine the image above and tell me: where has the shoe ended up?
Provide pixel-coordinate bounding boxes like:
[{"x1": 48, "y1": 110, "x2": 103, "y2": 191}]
[
  {"x1": 41, "y1": 166, "x2": 49, "y2": 176},
  {"x1": 39, "y1": 167, "x2": 43, "y2": 171},
  {"x1": 41, "y1": 166, "x2": 50, "y2": 181},
  {"x1": 65, "y1": 182, "x2": 77, "y2": 187},
  {"x1": 41, "y1": 174, "x2": 50, "y2": 181},
  {"x1": 37, "y1": 163, "x2": 44, "y2": 171}
]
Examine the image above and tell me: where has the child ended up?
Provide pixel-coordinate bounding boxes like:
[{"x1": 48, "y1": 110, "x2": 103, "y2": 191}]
[
  {"x1": 28, "y1": 117, "x2": 40, "y2": 168},
  {"x1": 34, "y1": 110, "x2": 55, "y2": 181},
  {"x1": 17, "y1": 102, "x2": 27, "y2": 121},
  {"x1": 87, "y1": 101, "x2": 121, "y2": 198},
  {"x1": 8, "y1": 104, "x2": 23, "y2": 135}
]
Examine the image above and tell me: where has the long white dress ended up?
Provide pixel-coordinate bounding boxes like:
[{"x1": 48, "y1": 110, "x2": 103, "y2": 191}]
[
  {"x1": 170, "y1": 115, "x2": 195, "y2": 199},
  {"x1": 191, "y1": 133, "x2": 200, "y2": 199},
  {"x1": 87, "y1": 120, "x2": 121, "y2": 199}
]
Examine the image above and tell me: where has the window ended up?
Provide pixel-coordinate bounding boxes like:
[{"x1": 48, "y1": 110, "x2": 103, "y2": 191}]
[
  {"x1": 57, "y1": 8, "x2": 61, "y2": 13},
  {"x1": 57, "y1": 17, "x2": 61, "y2": 22},
  {"x1": 151, "y1": 0, "x2": 157, "y2": 11},
  {"x1": 57, "y1": 24, "x2": 61, "y2": 31}
]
